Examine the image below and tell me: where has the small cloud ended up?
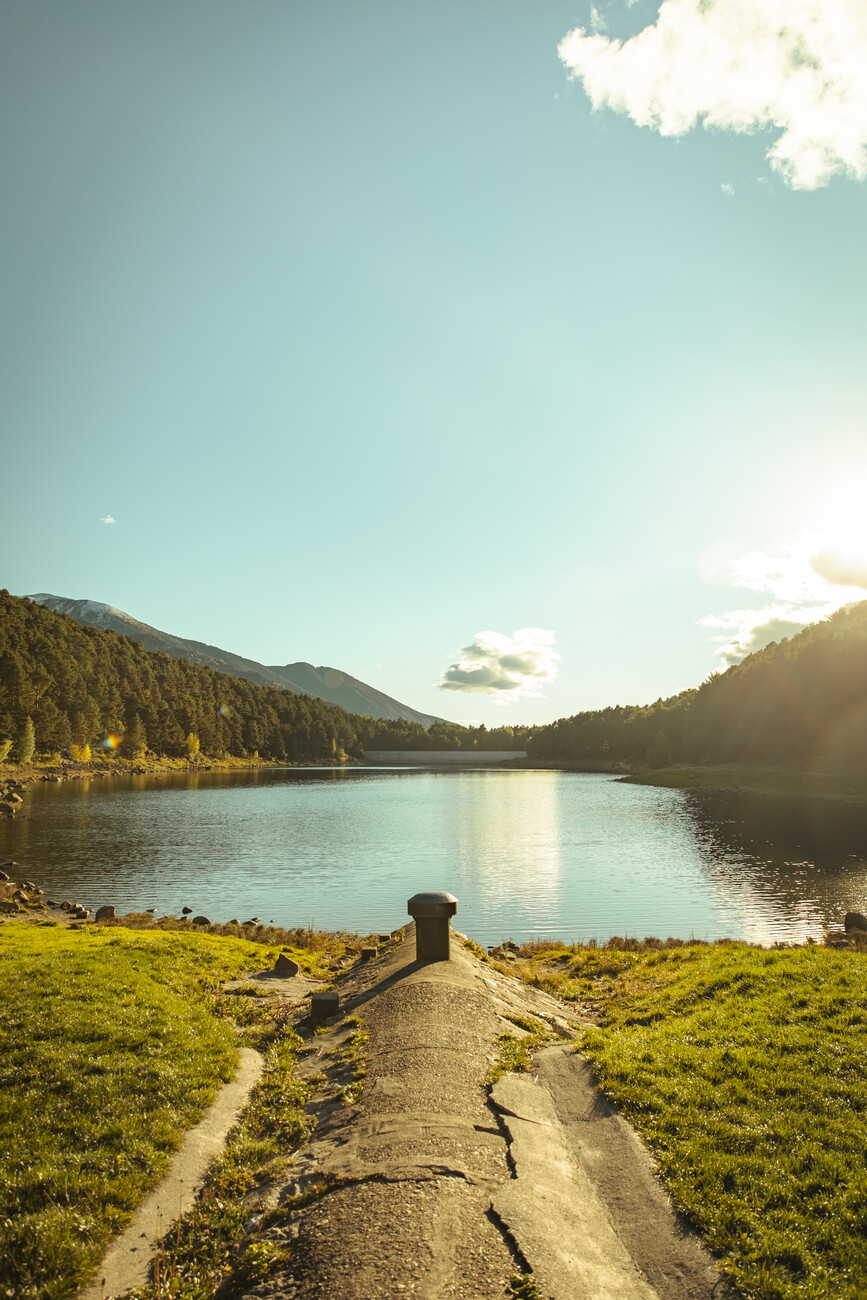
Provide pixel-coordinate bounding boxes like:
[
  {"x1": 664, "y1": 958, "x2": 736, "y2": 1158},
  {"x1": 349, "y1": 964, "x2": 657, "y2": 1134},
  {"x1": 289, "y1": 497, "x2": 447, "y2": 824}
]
[
  {"x1": 703, "y1": 613, "x2": 811, "y2": 667},
  {"x1": 559, "y1": 0, "x2": 867, "y2": 189},
  {"x1": 810, "y1": 549, "x2": 867, "y2": 590},
  {"x1": 101, "y1": 514, "x2": 116, "y2": 525},
  {"x1": 721, "y1": 181, "x2": 735, "y2": 196},
  {"x1": 590, "y1": 5, "x2": 607, "y2": 34},
  {"x1": 439, "y1": 628, "x2": 560, "y2": 700}
]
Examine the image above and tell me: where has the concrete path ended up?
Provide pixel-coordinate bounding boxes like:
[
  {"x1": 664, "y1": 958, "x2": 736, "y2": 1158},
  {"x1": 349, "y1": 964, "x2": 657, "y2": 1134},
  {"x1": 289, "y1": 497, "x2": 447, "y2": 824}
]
[
  {"x1": 79, "y1": 1048, "x2": 264, "y2": 1300},
  {"x1": 233, "y1": 927, "x2": 732, "y2": 1300}
]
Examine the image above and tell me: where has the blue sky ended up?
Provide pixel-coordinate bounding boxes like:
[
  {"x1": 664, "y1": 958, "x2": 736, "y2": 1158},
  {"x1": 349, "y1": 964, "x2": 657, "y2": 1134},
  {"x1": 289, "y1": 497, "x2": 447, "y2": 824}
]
[{"x1": 3, "y1": 1, "x2": 867, "y2": 724}]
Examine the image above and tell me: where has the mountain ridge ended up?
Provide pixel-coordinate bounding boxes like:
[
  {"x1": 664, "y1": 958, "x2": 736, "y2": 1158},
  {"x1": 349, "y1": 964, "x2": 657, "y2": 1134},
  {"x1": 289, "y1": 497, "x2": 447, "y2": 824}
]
[{"x1": 26, "y1": 594, "x2": 442, "y2": 728}]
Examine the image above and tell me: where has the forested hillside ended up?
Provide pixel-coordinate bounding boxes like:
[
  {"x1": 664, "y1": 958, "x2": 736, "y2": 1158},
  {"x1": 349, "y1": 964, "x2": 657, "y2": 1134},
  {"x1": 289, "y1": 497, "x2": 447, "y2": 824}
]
[
  {"x1": 0, "y1": 592, "x2": 363, "y2": 762},
  {"x1": 4, "y1": 589, "x2": 867, "y2": 772},
  {"x1": 529, "y1": 602, "x2": 867, "y2": 771}
]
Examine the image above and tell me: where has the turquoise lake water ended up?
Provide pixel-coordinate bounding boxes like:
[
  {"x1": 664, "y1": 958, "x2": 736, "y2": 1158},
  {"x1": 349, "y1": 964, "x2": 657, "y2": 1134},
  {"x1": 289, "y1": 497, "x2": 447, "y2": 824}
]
[{"x1": 2, "y1": 766, "x2": 865, "y2": 945}]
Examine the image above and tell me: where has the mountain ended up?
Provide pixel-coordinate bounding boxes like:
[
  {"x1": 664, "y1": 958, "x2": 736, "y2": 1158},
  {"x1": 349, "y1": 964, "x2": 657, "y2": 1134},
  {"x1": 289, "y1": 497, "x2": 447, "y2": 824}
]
[{"x1": 26, "y1": 594, "x2": 442, "y2": 728}]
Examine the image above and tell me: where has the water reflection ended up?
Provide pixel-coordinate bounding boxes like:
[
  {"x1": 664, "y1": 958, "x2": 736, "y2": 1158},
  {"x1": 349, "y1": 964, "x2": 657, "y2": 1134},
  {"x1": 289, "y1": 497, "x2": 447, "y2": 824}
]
[
  {"x1": 1, "y1": 769, "x2": 866, "y2": 945},
  {"x1": 681, "y1": 790, "x2": 867, "y2": 942}
]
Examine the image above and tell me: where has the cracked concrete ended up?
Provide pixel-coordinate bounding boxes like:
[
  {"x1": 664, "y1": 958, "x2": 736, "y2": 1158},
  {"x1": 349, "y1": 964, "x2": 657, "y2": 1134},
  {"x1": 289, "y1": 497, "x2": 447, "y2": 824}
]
[{"x1": 234, "y1": 927, "x2": 732, "y2": 1300}]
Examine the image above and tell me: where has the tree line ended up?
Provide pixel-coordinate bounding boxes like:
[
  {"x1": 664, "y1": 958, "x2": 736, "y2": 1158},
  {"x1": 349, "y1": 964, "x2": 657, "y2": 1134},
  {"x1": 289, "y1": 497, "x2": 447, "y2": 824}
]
[
  {"x1": 4, "y1": 589, "x2": 867, "y2": 773},
  {"x1": 527, "y1": 602, "x2": 867, "y2": 772}
]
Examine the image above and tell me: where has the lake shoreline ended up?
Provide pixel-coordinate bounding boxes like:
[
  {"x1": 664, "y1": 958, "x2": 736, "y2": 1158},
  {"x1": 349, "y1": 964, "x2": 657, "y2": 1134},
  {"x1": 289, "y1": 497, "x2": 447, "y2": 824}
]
[{"x1": 620, "y1": 762, "x2": 867, "y2": 804}]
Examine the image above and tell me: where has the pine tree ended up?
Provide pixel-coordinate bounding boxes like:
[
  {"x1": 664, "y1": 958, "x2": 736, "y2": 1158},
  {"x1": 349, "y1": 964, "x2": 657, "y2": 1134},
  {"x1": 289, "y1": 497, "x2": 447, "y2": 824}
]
[
  {"x1": 16, "y1": 716, "x2": 35, "y2": 764},
  {"x1": 122, "y1": 714, "x2": 147, "y2": 760}
]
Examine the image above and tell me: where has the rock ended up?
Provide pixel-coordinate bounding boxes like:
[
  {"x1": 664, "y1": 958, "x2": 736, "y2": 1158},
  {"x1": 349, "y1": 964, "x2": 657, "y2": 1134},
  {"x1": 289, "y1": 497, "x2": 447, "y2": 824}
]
[
  {"x1": 191, "y1": 915, "x2": 211, "y2": 926},
  {"x1": 145, "y1": 907, "x2": 157, "y2": 914},
  {"x1": 0, "y1": 900, "x2": 21, "y2": 913},
  {"x1": 273, "y1": 953, "x2": 300, "y2": 977},
  {"x1": 181, "y1": 906, "x2": 193, "y2": 915},
  {"x1": 95, "y1": 905, "x2": 116, "y2": 921},
  {"x1": 227, "y1": 918, "x2": 240, "y2": 926},
  {"x1": 361, "y1": 946, "x2": 378, "y2": 961},
  {"x1": 844, "y1": 911, "x2": 867, "y2": 933}
]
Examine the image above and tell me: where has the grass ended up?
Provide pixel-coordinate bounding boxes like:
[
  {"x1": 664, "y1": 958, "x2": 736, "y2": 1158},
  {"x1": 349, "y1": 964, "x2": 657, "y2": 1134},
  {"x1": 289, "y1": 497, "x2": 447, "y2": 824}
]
[
  {"x1": 125, "y1": 1014, "x2": 365, "y2": 1297},
  {"x1": 123, "y1": 1007, "x2": 315, "y2": 1300},
  {"x1": 506, "y1": 938, "x2": 867, "y2": 1300},
  {"x1": 0, "y1": 921, "x2": 342, "y2": 1300},
  {"x1": 484, "y1": 1013, "x2": 549, "y2": 1085}
]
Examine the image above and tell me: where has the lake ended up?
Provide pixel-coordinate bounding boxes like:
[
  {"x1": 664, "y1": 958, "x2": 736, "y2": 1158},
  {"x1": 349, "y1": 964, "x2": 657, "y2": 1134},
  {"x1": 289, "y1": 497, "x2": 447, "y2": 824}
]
[{"x1": 2, "y1": 767, "x2": 866, "y2": 946}]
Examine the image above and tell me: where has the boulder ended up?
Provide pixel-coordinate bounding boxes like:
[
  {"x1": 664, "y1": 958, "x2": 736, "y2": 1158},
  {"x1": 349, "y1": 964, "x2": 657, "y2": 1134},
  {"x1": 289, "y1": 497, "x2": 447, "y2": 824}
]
[
  {"x1": 844, "y1": 911, "x2": 867, "y2": 933},
  {"x1": 273, "y1": 953, "x2": 300, "y2": 977},
  {"x1": 191, "y1": 915, "x2": 211, "y2": 926},
  {"x1": 95, "y1": 905, "x2": 116, "y2": 921},
  {"x1": 0, "y1": 900, "x2": 21, "y2": 913},
  {"x1": 181, "y1": 906, "x2": 193, "y2": 915}
]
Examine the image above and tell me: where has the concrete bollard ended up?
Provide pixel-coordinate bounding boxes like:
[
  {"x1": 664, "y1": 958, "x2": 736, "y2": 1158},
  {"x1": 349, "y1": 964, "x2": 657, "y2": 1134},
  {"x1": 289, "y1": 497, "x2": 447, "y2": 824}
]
[
  {"x1": 310, "y1": 990, "x2": 340, "y2": 1020},
  {"x1": 361, "y1": 946, "x2": 378, "y2": 961},
  {"x1": 407, "y1": 891, "x2": 458, "y2": 962}
]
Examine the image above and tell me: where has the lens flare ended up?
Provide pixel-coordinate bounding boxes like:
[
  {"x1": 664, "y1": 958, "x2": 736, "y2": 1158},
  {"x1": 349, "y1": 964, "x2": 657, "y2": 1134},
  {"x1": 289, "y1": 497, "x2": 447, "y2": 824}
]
[
  {"x1": 219, "y1": 704, "x2": 232, "y2": 717},
  {"x1": 102, "y1": 734, "x2": 122, "y2": 749}
]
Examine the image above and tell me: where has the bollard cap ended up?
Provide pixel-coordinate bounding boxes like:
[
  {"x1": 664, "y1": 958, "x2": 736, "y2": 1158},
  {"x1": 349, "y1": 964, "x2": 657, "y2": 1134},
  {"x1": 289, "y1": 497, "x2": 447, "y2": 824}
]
[{"x1": 407, "y1": 891, "x2": 458, "y2": 919}]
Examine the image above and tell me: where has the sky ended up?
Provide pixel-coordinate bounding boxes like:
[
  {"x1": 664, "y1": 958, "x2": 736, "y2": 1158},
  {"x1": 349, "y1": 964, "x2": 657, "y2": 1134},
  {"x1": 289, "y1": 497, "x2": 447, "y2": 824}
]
[{"x1": 3, "y1": 0, "x2": 867, "y2": 726}]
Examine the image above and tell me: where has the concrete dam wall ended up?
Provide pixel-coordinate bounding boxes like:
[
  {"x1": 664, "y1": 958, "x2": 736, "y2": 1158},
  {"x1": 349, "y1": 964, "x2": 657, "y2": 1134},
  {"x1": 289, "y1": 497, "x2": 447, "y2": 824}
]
[{"x1": 363, "y1": 750, "x2": 527, "y2": 766}]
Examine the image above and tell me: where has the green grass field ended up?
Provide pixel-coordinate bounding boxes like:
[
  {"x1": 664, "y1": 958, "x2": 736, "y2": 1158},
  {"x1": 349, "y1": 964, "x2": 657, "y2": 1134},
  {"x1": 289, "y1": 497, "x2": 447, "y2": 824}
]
[
  {"x1": 0, "y1": 922, "x2": 328, "y2": 1300},
  {"x1": 5, "y1": 918, "x2": 866, "y2": 1300},
  {"x1": 506, "y1": 939, "x2": 867, "y2": 1300}
]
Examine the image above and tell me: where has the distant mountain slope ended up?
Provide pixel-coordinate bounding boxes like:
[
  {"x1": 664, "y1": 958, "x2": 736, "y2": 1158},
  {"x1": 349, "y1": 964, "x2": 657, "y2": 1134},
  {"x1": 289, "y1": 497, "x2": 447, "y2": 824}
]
[{"x1": 27, "y1": 594, "x2": 441, "y2": 727}]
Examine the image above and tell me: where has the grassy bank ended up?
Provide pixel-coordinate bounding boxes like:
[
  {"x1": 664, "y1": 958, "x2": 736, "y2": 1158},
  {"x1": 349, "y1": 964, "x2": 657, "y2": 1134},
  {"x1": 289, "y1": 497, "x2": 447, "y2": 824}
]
[
  {"x1": 0, "y1": 921, "x2": 345, "y2": 1300},
  {"x1": 502, "y1": 938, "x2": 867, "y2": 1300},
  {"x1": 624, "y1": 763, "x2": 867, "y2": 802}
]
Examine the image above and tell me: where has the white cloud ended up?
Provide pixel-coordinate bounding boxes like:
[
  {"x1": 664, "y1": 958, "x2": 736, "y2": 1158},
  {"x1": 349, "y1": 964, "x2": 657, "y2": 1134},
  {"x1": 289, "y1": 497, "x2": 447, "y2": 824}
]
[
  {"x1": 559, "y1": 0, "x2": 867, "y2": 189},
  {"x1": 700, "y1": 534, "x2": 867, "y2": 665},
  {"x1": 439, "y1": 628, "x2": 560, "y2": 699},
  {"x1": 721, "y1": 181, "x2": 735, "y2": 196},
  {"x1": 100, "y1": 514, "x2": 116, "y2": 525},
  {"x1": 811, "y1": 548, "x2": 867, "y2": 589}
]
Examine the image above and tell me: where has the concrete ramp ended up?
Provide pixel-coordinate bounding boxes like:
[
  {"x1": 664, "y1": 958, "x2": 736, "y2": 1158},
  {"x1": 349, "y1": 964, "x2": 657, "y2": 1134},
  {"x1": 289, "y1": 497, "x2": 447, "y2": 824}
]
[{"x1": 234, "y1": 928, "x2": 731, "y2": 1300}]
